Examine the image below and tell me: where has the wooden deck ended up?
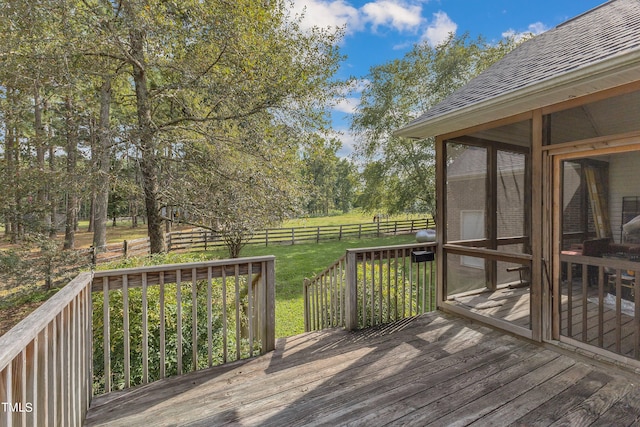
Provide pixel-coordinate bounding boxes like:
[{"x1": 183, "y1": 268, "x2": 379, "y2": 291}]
[
  {"x1": 450, "y1": 286, "x2": 531, "y2": 329},
  {"x1": 85, "y1": 311, "x2": 640, "y2": 426}
]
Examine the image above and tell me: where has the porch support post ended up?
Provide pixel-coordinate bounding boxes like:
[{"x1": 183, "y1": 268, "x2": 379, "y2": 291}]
[
  {"x1": 531, "y1": 109, "x2": 544, "y2": 342},
  {"x1": 345, "y1": 250, "x2": 358, "y2": 331},
  {"x1": 436, "y1": 136, "x2": 447, "y2": 308}
]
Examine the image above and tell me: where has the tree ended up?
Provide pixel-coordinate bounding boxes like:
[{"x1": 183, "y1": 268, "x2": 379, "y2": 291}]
[
  {"x1": 352, "y1": 34, "x2": 520, "y2": 217},
  {"x1": 80, "y1": 0, "x2": 344, "y2": 253}
]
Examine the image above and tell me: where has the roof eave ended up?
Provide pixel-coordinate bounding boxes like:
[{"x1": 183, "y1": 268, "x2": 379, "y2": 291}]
[{"x1": 394, "y1": 49, "x2": 640, "y2": 140}]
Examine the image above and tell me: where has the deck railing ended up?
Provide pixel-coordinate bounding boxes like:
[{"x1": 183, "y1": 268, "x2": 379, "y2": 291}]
[
  {"x1": 0, "y1": 256, "x2": 275, "y2": 425},
  {"x1": 91, "y1": 256, "x2": 276, "y2": 394},
  {"x1": 304, "y1": 243, "x2": 436, "y2": 332},
  {"x1": 560, "y1": 253, "x2": 640, "y2": 360},
  {"x1": 0, "y1": 273, "x2": 93, "y2": 427}
]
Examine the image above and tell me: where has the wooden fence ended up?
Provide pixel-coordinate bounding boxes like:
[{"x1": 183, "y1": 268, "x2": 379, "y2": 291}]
[
  {"x1": 0, "y1": 256, "x2": 276, "y2": 425},
  {"x1": 89, "y1": 218, "x2": 434, "y2": 264},
  {"x1": 304, "y1": 242, "x2": 437, "y2": 332}
]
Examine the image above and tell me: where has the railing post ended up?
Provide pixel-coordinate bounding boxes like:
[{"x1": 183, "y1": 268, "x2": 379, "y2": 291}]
[
  {"x1": 345, "y1": 251, "x2": 358, "y2": 331},
  {"x1": 263, "y1": 258, "x2": 276, "y2": 352},
  {"x1": 303, "y1": 279, "x2": 310, "y2": 332}
]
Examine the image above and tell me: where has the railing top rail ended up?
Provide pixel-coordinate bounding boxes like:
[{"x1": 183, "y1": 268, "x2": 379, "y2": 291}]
[
  {"x1": 346, "y1": 242, "x2": 437, "y2": 254},
  {"x1": 0, "y1": 271, "x2": 93, "y2": 372},
  {"x1": 304, "y1": 254, "x2": 347, "y2": 286},
  {"x1": 561, "y1": 253, "x2": 640, "y2": 270},
  {"x1": 92, "y1": 255, "x2": 276, "y2": 278}
]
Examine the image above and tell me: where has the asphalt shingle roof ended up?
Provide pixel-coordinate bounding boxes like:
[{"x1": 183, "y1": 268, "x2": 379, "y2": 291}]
[{"x1": 403, "y1": 0, "x2": 640, "y2": 132}]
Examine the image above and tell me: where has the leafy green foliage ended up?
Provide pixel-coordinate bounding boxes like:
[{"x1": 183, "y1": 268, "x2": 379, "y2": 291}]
[
  {"x1": 92, "y1": 277, "x2": 259, "y2": 394},
  {"x1": 352, "y1": 33, "x2": 521, "y2": 216}
]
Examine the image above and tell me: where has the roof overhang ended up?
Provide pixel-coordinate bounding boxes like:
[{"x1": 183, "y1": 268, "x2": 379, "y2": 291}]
[{"x1": 394, "y1": 49, "x2": 640, "y2": 140}]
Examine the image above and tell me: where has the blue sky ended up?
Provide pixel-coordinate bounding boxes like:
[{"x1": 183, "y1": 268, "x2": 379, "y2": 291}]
[{"x1": 288, "y1": 0, "x2": 606, "y2": 156}]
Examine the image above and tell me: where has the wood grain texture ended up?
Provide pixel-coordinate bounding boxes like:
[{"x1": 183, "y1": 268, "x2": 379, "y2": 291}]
[{"x1": 84, "y1": 312, "x2": 640, "y2": 427}]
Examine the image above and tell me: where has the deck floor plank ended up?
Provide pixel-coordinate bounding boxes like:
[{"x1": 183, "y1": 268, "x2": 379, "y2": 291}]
[{"x1": 85, "y1": 312, "x2": 640, "y2": 427}]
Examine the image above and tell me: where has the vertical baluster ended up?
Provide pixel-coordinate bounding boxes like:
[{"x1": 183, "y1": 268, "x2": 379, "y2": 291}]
[
  {"x1": 567, "y1": 263, "x2": 573, "y2": 337},
  {"x1": 330, "y1": 270, "x2": 335, "y2": 327},
  {"x1": 235, "y1": 265, "x2": 241, "y2": 360},
  {"x1": 362, "y1": 253, "x2": 367, "y2": 328},
  {"x1": 378, "y1": 251, "x2": 383, "y2": 325},
  {"x1": 21, "y1": 348, "x2": 27, "y2": 427},
  {"x1": 5, "y1": 361, "x2": 12, "y2": 427},
  {"x1": 422, "y1": 256, "x2": 427, "y2": 314},
  {"x1": 409, "y1": 255, "x2": 413, "y2": 317},
  {"x1": 222, "y1": 267, "x2": 228, "y2": 364},
  {"x1": 394, "y1": 249, "x2": 399, "y2": 321},
  {"x1": 430, "y1": 256, "x2": 435, "y2": 311},
  {"x1": 192, "y1": 268, "x2": 198, "y2": 371},
  {"x1": 598, "y1": 267, "x2": 605, "y2": 348},
  {"x1": 52, "y1": 314, "x2": 58, "y2": 426},
  {"x1": 370, "y1": 252, "x2": 375, "y2": 326},
  {"x1": 387, "y1": 250, "x2": 392, "y2": 323},
  {"x1": 70, "y1": 297, "x2": 77, "y2": 426},
  {"x1": 102, "y1": 279, "x2": 110, "y2": 392},
  {"x1": 402, "y1": 249, "x2": 406, "y2": 318},
  {"x1": 176, "y1": 270, "x2": 183, "y2": 375},
  {"x1": 248, "y1": 263, "x2": 254, "y2": 357},
  {"x1": 582, "y1": 264, "x2": 588, "y2": 342},
  {"x1": 159, "y1": 272, "x2": 166, "y2": 379},
  {"x1": 616, "y1": 271, "x2": 622, "y2": 353},
  {"x1": 123, "y1": 274, "x2": 130, "y2": 388},
  {"x1": 207, "y1": 267, "x2": 213, "y2": 367},
  {"x1": 141, "y1": 273, "x2": 148, "y2": 384}
]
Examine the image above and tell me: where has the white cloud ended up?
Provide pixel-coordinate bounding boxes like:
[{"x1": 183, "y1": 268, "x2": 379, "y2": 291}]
[
  {"x1": 334, "y1": 128, "x2": 358, "y2": 158},
  {"x1": 421, "y1": 11, "x2": 457, "y2": 47},
  {"x1": 290, "y1": 0, "x2": 428, "y2": 35},
  {"x1": 361, "y1": 1, "x2": 423, "y2": 32},
  {"x1": 502, "y1": 21, "x2": 549, "y2": 42},
  {"x1": 333, "y1": 97, "x2": 360, "y2": 114},
  {"x1": 290, "y1": 0, "x2": 362, "y2": 34}
]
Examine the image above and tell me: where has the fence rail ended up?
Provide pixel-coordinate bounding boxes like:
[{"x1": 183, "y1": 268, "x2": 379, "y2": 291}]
[
  {"x1": 167, "y1": 218, "x2": 434, "y2": 252},
  {"x1": 304, "y1": 242, "x2": 437, "y2": 332}
]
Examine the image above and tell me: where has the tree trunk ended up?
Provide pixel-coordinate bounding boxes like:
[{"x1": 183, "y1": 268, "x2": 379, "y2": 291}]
[
  {"x1": 63, "y1": 96, "x2": 78, "y2": 250},
  {"x1": 34, "y1": 85, "x2": 50, "y2": 232},
  {"x1": 93, "y1": 78, "x2": 112, "y2": 251},
  {"x1": 48, "y1": 144, "x2": 57, "y2": 237},
  {"x1": 129, "y1": 27, "x2": 165, "y2": 253}
]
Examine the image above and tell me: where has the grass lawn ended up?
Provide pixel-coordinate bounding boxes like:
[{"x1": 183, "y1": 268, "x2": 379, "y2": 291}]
[
  {"x1": 202, "y1": 234, "x2": 418, "y2": 337},
  {"x1": 93, "y1": 233, "x2": 418, "y2": 338}
]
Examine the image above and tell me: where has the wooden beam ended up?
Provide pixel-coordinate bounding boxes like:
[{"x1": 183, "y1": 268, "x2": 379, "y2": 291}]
[
  {"x1": 436, "y1": 136, "x2": 447, "y2": 307},
  {"x1": 531, "y1": 110, "x2": 543, "y2": 342}
]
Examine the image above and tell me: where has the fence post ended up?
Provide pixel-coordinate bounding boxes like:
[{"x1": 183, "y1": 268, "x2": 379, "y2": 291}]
[
  {"x1": 358, "y1": 224, "x2": 362, "y2": 239},
  {"x1": 204, "y1": 230, "x2": 208, "y2": 251},
  {"x1": 410, "y1": 220, "x2": 415, "y2": 233},
  {"x1": 377, "y1": 221, "x2": 380, "y2": 237},
  {"x1": 291, "y1": 228, "x2": 295, "y2": 245},
  {"x1": 339, "y1": 225, "x2": 343, "y2": 240},
  {"x1": 345, "y1": 250, "x2": 358, "y2": 331},
  {"x1": 265, "y1": 229, "x2": 269, "y2": 247},
  {"x1": 124, "y1": 240, "x2": 128, "y2": 258},
  {"x1": 394, "y1": 221, "x2": 397, "y2": 235},
  {"x1": 316, "y1": 227, "x2": 320, "y2": 243}
]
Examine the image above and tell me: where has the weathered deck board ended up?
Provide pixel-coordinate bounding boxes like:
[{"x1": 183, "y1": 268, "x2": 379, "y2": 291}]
[{"x1": 84, "y1": 312, "x2": 640, "y2": 427}]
